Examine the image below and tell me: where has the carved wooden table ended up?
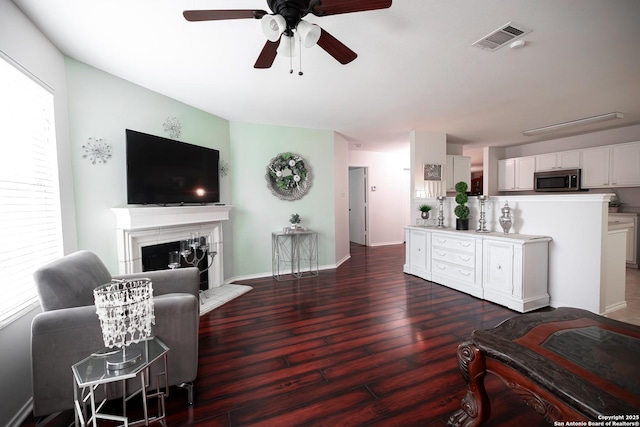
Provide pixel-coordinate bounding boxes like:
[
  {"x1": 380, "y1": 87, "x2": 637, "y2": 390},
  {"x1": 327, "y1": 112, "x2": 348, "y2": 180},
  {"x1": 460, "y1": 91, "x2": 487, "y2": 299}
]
[{"x1": 448, "y1": 308, "x2": 640, "y2": 426}]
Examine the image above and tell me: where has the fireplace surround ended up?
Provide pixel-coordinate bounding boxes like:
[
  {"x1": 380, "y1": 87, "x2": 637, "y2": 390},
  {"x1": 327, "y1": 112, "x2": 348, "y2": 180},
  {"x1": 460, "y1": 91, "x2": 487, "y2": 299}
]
[{"x1": 112, "y1": 205, "x2": 232, "y2": 289}]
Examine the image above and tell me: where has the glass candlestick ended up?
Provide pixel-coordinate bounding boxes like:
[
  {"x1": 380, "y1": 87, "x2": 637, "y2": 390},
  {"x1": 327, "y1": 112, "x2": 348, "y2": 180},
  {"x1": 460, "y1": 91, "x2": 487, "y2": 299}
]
[
  {"x1": 436, "y1": 196, "x2": 446, "y2": 228},
  {"x1": 476, "y1": 195, "x2": 490, "y2": 233}
]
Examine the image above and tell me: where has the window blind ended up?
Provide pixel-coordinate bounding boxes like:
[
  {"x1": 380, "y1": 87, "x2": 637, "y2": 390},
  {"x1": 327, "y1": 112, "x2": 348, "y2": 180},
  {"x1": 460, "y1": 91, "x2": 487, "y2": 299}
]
[{"x1": 0, "y1": 54, "x2": 63, "y2": 327}]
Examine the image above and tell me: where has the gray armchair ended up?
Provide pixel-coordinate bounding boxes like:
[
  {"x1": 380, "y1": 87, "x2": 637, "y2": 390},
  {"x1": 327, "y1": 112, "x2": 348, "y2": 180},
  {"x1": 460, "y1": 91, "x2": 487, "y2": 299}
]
[{"x1": 31, "y1": 250, "x2": 200, "y2": 418}]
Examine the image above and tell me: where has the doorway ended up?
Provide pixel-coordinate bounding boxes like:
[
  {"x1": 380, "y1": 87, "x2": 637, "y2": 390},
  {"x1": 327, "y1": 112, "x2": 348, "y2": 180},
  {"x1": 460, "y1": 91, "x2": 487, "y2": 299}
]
[{"x1": 349, "y1": 167, "x2": 368, "y2": 245}]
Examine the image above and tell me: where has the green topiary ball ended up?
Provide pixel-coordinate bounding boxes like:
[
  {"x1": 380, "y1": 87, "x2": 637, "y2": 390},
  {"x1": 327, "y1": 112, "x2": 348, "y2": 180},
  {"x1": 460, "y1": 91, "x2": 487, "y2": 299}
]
[
  {"x1": 455, "y1": 181, "x2": 468, "y2": 193},
  {"x1": 455, "y1": 193, "x2": 468, "y2": 204},
  {"x1": 454, "y1": 205, "x2": 470, "y2": 219}
]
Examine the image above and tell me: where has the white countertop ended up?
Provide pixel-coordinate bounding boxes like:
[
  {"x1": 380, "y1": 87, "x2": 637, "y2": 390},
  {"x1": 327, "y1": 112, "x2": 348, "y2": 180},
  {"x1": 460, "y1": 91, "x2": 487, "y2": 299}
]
[{"x1": 405, "y1": 225, "x2": 552, "y2": 243}]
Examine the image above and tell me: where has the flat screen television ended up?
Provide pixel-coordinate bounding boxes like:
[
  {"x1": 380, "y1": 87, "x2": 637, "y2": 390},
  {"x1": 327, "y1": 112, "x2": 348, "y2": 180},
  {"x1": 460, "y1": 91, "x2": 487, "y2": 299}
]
[{"x1": 126, "y1": 129, "x2": 220, "y2": 205}]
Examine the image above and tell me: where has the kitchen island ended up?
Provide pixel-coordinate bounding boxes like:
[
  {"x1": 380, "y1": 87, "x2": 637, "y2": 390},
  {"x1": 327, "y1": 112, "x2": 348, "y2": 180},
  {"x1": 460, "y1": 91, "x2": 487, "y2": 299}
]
[{"x1": 404, "y1": 226, "x2": 551, "y2": 313}]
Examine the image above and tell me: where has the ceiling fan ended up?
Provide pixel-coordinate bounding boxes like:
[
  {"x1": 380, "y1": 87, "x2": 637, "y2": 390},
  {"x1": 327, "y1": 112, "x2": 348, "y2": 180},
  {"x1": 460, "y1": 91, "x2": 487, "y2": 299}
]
[{"x1": 183, "y1": 0, "x2": 392, "y2": 69}]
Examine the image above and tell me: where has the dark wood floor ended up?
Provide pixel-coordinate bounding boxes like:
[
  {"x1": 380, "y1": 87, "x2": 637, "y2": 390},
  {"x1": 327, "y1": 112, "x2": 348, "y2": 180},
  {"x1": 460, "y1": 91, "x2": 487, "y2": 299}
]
[{"x1": 23, "y1": 243, "x2": 552, "y2": 426}]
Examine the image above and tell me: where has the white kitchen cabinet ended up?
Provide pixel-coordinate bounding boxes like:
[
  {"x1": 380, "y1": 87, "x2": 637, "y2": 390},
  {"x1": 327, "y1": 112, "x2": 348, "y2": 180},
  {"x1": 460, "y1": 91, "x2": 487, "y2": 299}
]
[
  {"x1": 498, "y1": 159, "x2": 515, "y2": 191},
  {"x1": 609, "y1": 213, "x2": 639, "y2": 268},
  {"x1": 581, "y1": 146, "x2": 611, "y2": 188},
  {"x1": 515, "y1": 156, "x2": 535, "y2": 190},
  {"x1": 482, "y1": 237, "x2": 550, "y2": 312},
  {"x1": 535, "y1": 150, "x2": 581, "y2": 172},
  {"x1": 446, "y1": 155, "x2": 471, "y2": 191},
  {"x1": 498, "y1": 156, "x2": 535, "y2": 191},
  {"x1": 404, "y1": 227, "x2": 551, "y2": 312},
  {"x1": 403, "y1": 228, "x2": 431, "y2": 280},
  {"x1": 610, "y1": 142, "x2": 640, "y2": 187}
]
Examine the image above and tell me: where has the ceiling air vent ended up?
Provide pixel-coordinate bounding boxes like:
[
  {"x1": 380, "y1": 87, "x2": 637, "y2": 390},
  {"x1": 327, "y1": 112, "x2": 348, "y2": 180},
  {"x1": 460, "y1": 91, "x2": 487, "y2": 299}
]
[{"x1": 472, "y1": 22, "x2": 532, "y2": 51}]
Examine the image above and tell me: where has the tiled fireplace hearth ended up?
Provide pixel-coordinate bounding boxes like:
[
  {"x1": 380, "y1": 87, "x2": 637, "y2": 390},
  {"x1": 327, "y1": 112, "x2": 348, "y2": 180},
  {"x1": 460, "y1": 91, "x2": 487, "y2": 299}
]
[{"x1": 112, "y1": 205, "x2": 232, "y2": 289}]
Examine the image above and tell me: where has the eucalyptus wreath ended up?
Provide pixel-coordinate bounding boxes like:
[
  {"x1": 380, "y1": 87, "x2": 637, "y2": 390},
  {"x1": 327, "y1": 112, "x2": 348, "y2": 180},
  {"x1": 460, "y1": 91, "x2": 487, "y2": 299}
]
[{"x1": 265, "y1": 152, "x2": 312, "y2": 201}]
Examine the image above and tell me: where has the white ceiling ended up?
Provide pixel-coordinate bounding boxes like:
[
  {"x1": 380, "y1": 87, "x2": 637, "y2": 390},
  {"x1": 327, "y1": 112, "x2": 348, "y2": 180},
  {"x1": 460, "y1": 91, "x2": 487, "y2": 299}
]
[{"x1": 12, "y1": 0, "x2": 640, "y2": 154}]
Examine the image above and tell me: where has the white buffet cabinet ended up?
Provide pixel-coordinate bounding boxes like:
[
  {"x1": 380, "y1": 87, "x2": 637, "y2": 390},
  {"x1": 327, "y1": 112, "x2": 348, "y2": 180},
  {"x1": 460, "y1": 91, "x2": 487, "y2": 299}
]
[{"x1": 404, "y1": 226, "x2": 552, "y2": 313}]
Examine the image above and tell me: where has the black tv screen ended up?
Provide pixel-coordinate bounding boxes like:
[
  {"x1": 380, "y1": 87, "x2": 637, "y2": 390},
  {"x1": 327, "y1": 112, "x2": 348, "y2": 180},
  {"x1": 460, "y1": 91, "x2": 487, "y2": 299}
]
[{"x1": 126, "y1": 129, "x2": 220, "y2": 205}]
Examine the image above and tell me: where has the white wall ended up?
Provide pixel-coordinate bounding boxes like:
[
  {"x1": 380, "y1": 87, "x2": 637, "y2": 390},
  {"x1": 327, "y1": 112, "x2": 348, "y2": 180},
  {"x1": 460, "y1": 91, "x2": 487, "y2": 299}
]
[
  {"x1": 410, "y1": 131, "x2": 447, "y2": 198},
  {"x1": 333, "y1": 133, "x2": 350, "y2": 265},
  {"x1": 349, "y1": 149, "x2": 410, "y2": 246},
  {"x1": 0, "y1": 2, "x2": 76, "y2": 425}
]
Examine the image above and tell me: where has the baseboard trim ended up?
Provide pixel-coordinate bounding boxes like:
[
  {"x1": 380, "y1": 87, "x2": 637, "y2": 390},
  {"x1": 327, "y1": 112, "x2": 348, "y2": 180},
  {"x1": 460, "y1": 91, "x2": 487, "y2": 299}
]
[
  {"x1": 227, "y1": 263, "x2": 338, "y2": 284},
  {"x1": 7, "y1": 398, "x2": 32, "y2": 427},
  {"x1": 369, "y1": 240, "x2": 404, "y2": 247},
  {"x1": 335, "y1": 254, "x2": 351, "y2": 268}
]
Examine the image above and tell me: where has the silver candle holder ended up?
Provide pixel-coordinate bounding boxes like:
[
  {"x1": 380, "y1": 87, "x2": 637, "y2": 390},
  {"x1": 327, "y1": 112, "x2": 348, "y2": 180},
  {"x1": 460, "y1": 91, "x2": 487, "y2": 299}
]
[
  {"x1": 476, "y1": 195, "x2": 490, "y2": 233},
  {"x1": 436, "y1": 196, "x2": 446, "y2": 228}
]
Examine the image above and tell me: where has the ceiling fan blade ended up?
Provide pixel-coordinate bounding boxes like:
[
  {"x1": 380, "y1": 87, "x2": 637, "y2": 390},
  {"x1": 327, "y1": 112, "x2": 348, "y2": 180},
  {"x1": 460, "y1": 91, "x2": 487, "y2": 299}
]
[
  {"x1": 311, "y1": 0, "x2": 391, "y2": 16},
  {"x1": 317, "y1": 29, "x2": 357, "y2": 65},
  {"x1": 183, "y1": 9, "x2": 267, "y2": 22},
  {"x1": 254, "y1": 39, "x2": 281, "y2": 69}
]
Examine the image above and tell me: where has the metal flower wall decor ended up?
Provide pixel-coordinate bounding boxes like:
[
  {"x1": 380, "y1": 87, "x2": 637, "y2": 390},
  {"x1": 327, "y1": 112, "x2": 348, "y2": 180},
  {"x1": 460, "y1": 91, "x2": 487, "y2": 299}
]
[
  {"x1": 82, "y1": 138, "x2": 112, "y2": 165},
  {"x1": 265, "y1": 152, "x2": 312, "y2": 201},
  {"x1": 163, "y1": 116, "x2": 182, "y2": 139},
  {"x1": 219, "y1": 160, "x2": 230, "y2": 177}
]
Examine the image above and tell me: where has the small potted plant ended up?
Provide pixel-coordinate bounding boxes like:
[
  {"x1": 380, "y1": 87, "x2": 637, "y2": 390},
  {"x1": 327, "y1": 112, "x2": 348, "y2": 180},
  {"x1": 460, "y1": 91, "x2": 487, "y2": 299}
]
[
  {"x1": 418, "y1": 204, "x2": 432, "y2": 220},
  {"x1": 609, "y1": 200, "x2": 623, "y2": 213},
  {"x1": 290, "y1": 213, "x2": 301, "y2": 230},
  {"x1": 454, "y1": 181, "x2": 470, "y2": 230}
]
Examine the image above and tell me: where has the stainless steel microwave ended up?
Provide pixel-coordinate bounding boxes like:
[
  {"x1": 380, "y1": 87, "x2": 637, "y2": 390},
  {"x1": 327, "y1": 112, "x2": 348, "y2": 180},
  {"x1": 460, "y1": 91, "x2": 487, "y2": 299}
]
[{"x1": 534, "y1": 169, "x2": 582, "y2": 192}]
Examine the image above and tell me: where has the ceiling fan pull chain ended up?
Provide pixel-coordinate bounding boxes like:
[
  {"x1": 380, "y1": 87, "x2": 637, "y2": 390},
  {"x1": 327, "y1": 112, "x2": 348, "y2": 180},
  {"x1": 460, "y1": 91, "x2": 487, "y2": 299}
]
[
  {"x1": 289, "y1": 35, "x2": 294, "y2": 74},
  {"x1": 299, "y1": 36, "x2": 304, "y2": 76}
]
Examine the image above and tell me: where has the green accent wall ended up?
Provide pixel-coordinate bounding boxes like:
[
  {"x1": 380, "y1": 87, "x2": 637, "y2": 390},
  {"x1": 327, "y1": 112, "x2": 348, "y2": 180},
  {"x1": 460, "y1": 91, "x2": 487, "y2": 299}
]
[
  {"x1": 65, "y1": 58, "x2": 231, "y2": 273},
  {"x1": 229, "y1": 122, "x2": 337, "y2": 277},
  {"x1": 65, "y1": 58, "x2": 339, "y2": 279}
]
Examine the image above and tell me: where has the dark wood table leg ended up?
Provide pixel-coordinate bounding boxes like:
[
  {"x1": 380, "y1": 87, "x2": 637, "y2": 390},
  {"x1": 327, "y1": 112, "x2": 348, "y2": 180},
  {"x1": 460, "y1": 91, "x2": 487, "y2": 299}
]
[{"x1": 448, "y1": 342, "x2": 491, "y2": 427}]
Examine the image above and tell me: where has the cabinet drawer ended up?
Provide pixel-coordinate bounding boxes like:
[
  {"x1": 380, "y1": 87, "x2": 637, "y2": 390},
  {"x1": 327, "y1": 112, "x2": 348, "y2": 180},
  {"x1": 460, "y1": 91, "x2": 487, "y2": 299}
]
[
  {"x1": 432, "y1": 260, "x2": 476, "y2": 284},
  {"x1": 432, "y1": 248, "x2": 475, "y2": 269},
  {"x1": 432, "y1": 234, "x2": 476, "y2": 254}
]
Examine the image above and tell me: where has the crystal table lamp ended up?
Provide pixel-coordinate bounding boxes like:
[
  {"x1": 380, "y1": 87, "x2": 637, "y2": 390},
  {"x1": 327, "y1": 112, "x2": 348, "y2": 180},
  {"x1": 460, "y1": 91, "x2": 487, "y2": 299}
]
[{"x1": 93, "y1": 278, "x2": 155, "y2": 370}]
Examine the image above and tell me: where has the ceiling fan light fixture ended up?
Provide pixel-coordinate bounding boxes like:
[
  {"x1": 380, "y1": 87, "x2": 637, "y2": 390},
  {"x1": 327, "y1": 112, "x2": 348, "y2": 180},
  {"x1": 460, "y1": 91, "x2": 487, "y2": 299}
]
[
  {"x1": 277, "y1": 34, "x2": 297, "y2": 57},
  {"x1": 261, "y1": 14, "x2": 286, "y2": 41},
  {"x1": 297, "y1": 20, "x2": 321, "y2": 48}
]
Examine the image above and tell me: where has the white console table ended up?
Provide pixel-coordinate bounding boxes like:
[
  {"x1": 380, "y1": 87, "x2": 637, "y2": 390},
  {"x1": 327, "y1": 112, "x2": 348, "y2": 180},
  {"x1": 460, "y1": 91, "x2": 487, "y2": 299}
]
[
  {"x1": 272, "y1": 230, "x2": 319, "y2": 280},
  {"x1": 404, "y1": 226, "x2": 551, "y2": 313}
]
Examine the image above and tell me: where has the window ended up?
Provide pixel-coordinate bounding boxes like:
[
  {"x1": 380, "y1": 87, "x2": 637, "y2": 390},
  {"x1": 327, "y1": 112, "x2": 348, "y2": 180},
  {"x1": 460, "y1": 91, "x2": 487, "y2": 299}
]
[{"x1": 0, "y1": 53, "x2": 63, "y2": 327}]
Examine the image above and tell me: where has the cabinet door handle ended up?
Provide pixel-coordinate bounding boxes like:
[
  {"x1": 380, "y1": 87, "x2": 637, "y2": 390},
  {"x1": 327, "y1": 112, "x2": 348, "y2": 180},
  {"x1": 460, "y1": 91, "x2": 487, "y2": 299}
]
[
  {"x1": 436, "y1": 251, "x2": 446, "y2": 256},
  {"x1": 459, "y1": 256, "x2": 471, "y2": 262},
  {"x1": 458, "y1": 270, "x2": 471, "y2": 276},
  {"x1": 458, "y1": 242, "x2": 471, "y2": 248},
  {"x1": 436, "y1": 265, "x2": 446, "y2": 270},
  {"x1": 436, "y1": 238, "x2": 447, "y2": 244},
  {"x1": 496, "y1": 264, "x2": 502, "y2": 270}
]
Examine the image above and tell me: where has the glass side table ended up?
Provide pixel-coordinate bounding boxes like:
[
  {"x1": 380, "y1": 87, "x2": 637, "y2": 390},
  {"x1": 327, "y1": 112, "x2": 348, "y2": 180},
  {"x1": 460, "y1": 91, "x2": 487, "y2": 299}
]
[
  {"x1": 272, "y1": 230, "x2": 319, "y2": 280},
  {"x1": 72, "y1": 337, "x2": 169, "y2": 427}
]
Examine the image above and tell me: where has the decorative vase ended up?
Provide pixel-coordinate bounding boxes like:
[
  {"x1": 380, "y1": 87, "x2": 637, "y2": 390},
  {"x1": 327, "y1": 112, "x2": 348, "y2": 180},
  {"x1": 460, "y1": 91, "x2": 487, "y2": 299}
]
[
  {"x1": 499, "y1": 202, "x2": 512, "y2": 234},
  {"x1": 421, "y1": 211, "x2": 430, "y2": 220},
  {"x1": 456, "y1": 218, "x2": 469, "y2": 230}
]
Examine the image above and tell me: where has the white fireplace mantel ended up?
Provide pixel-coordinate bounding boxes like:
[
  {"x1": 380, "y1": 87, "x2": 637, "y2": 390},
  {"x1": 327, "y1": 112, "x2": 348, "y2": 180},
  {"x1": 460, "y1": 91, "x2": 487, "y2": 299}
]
[
  {"x1": 112, "y1": 205, "x2": 232, "y2": 230},
  {"x1": 112, "y1": 205, "x2": 232, "y2": 288}
]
